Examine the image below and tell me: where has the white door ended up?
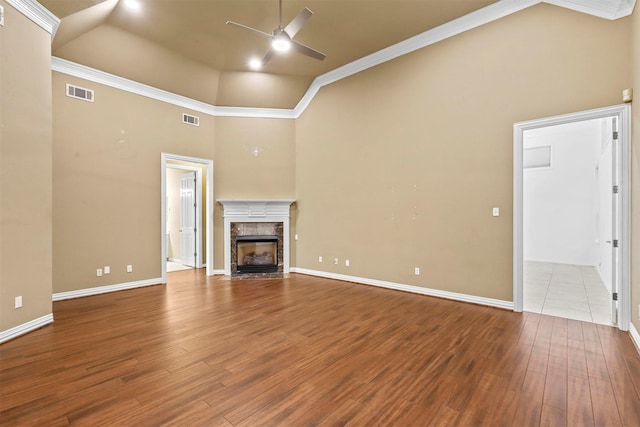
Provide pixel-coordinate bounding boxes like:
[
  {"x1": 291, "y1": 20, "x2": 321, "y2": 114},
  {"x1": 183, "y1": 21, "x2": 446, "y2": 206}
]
[{"x1": 180, "y1": 172, "x2": 197, "y2": 267}]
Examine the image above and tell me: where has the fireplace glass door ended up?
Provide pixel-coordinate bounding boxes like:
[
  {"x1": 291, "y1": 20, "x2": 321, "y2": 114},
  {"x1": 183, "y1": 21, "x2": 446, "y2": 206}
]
[{"x1": 236, "y1": 236, "x2": 278, "y2": 273}]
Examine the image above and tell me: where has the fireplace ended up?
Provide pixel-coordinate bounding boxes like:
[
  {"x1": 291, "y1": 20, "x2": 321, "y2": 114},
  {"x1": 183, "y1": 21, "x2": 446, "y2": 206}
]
[
  {"x1": 218, "y1": 199, "x2": 294, "y2": 277},
  {"x1": 229, "y1": 221, "x2": 284, "y2": 277},
  {"x1": 236, "y1": 236, "x2": 278, "y2": 273}
]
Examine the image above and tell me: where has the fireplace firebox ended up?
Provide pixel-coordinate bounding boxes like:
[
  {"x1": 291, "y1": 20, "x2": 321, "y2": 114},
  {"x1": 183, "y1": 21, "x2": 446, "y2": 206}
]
[{"x1": 236, "y1": 235, "x2": 278, "y2": 274}]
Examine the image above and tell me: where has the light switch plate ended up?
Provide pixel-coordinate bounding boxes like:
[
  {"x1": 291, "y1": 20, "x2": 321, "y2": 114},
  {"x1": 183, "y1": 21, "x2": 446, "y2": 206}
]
[{"x1": 492, "y1": 207, "x2": 500, "y2": 217}]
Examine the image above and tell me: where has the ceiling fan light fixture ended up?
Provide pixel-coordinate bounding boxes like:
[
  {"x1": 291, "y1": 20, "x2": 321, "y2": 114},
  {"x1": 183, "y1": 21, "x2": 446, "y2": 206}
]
[
  {"x1": 272, "y1": 34, "x2": 291, "y2": 52},
  {"x1": 249, "y1": 58, "x2": 263, "y2": 70},
  {"x1": 123, "y1": 0, "x2": 140, "y2": 10}
]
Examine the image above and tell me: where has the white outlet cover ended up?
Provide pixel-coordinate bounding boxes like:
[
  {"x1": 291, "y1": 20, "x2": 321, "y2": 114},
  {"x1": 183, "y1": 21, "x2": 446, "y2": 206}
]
[
  {"x1": 415, "y1": 267, "x2": 420, "y2": 275},
  {"x1": 15, "y1": 296, "x2": 22, "y2": 308},
  {"x1": 127, "y1": 265, "x2": 133, "y2": 272},
  {"x1": 345, "y1": 260, "x2": 350, "y2": 267},
  {"x1": 97, "y1": 268, "x2": 103, "y2": 277},
  {"x1": 318, "y1": 256, "x2": 323, "y2": 262},
  {"x1": 333, "y1": 258, "x2": 338, "y2": 265},
  {"x1": 104, "y1": 266, "x2": 110, "y2": 274},
  {"x1": 492, "y1": 207, "x2": 500, "y2": 217}
]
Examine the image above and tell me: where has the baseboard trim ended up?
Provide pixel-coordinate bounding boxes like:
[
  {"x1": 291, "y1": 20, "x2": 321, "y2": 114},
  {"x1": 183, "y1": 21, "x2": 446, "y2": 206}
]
[
  {"x1": 52, "y1": 278, "x2": 162, "y2": 301},
  {"x1": 213, "y1": 269, "x2": 226, "y2": 275},
  {"x1": 0, "y1": 313, "x2": 54, "y2": 344},
  {"x1": 630, "y1": 323, "x2": 640, "y2": 356},
  {"x1": 290, "y1": 268, "x2": 513, "y2": 310}
]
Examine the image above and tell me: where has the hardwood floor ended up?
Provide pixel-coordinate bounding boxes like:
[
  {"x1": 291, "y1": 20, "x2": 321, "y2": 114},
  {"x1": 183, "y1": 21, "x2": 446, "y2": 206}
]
[{"x1": 1, "y1": 271, "x2": 639, "y2": 426}]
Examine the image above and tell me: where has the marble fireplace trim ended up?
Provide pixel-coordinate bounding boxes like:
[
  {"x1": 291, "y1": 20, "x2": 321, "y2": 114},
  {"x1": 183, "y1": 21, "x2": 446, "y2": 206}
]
[{"x1": 218, "y1": 199, "x2": 295, "y2": 276}]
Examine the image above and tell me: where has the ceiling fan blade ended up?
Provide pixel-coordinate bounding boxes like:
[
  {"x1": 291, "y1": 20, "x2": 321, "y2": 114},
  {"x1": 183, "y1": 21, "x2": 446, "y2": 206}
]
[
  {"x1": 291, "y1": 40, "x2": 326, "y2": 61},
  {"x1": 226, "y1": 21, "x2": 272, "y2": 39},
  {"x1": 284, "y1": 7, "x2": 313, "y2": 38},
  {"x1": 261, "y1": 48, "x2": 275, "y2": 66}
]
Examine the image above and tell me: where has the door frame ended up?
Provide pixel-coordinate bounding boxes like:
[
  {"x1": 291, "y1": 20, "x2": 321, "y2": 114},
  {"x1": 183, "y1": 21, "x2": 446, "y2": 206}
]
[
  {"x1": 161, "y1": 153, "x2": 214, "y2": 283},
  {"x1": 513, "y1": 104, "x2": 631, "y2": 331}
]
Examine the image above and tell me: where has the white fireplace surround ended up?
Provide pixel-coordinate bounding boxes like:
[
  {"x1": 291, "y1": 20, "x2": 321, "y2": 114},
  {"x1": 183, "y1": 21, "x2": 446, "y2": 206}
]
[{"x1": 218, "y1": 199, "x2": 295, "y2": 275}]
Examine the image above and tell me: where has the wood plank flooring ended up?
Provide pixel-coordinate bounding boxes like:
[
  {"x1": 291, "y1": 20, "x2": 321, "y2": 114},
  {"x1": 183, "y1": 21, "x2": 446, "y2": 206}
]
[{"x1": 1, "y1": 270, "x2": 639, "y2": 426}]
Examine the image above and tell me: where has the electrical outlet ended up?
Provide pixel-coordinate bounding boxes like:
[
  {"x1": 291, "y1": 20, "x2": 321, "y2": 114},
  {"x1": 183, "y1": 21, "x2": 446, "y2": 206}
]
[
  {"x1": 104, "y1": 266, "x2": 110, "y2": 274},
  {"x1": 318, "y1": 256, "x2": 323, "y2": 263},
  {"x1": 345, "y1": 260, "x2": 350, "y2": 267},
  {"x1": 415, "y1": 267, "x2": 420, "y2": 276},
  {"x1": 333, "y1": 258, "x2": 338, "y2": 265},
  {"x1": 126, "y1": 265, "x2": 133, "y2": 273},
  {"x1": 294, "y1": 234, "x2": 299, "y2": 240},
  {"x1": 15, "y1": 296, "x2": 22, "y2": 309},
  {"x1": 97, "y1": 268, "x2": 103, "y2": 277},
  {"x1": 492, "y1": 207, "x2": 500, "y2": 217}
]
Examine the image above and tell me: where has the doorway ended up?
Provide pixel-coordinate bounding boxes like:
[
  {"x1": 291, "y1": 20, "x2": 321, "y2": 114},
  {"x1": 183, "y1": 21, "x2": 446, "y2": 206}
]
[
  {"x1": 521, "y1": 118, "x2": 613, "y2": 325},
  {"x1": 161, "y1": 153, "x2": 214, "y2": 283},
  {"x1": 513, "y1": 105, "x2": 631, "y2": 331},
  {"x1": 165, "y1": 167, "x2": 199, "y2": 272}
]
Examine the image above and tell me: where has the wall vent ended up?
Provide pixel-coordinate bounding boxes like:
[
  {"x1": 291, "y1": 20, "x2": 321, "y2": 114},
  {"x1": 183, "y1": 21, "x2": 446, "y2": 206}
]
[
  {"x1": 182, "y1": 113, "x2": 200, "y2": 127},
  {"x1": 66, "y1": 84, "x2": 94, "y2": 102}
]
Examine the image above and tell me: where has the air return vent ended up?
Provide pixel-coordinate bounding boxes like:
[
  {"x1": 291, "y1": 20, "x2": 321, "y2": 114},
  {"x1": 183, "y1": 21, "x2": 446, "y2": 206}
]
[
  {"x1": 66, "y1": 84, "x2": 94, "y2": 102},
  {"x1": 182, "y1": 113, "x2": 200, "y2": 126}
]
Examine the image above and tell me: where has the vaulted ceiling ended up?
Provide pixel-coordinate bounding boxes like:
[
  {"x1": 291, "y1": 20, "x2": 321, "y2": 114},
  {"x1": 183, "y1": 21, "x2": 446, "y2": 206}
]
[{"x1": 40, "y1": 0, "x2": 636, "y2": 108}]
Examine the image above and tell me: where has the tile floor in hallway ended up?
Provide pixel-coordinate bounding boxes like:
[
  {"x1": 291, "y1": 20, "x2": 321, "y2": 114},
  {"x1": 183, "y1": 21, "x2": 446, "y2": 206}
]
[
  {"x1": 167, "y1": 261, "x2": 193, "y2": 272},
  {"x1": 523, "y1": 261, "x2": 613, "y2": 326}
]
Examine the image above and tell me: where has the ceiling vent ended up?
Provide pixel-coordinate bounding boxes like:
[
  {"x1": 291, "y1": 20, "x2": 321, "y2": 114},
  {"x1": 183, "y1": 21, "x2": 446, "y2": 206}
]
[
  {"x1": 66, "y1": 84, "x2": 94, "y2": 102},
  {"x1": 182, "y1": 113, "x2": 200, "y2": 127}
]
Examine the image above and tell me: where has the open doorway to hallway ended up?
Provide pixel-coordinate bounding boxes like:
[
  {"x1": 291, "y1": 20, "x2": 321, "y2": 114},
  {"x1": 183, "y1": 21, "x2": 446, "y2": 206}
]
[
  {"x1": 514, "y1": 105, "x2": 631, "y2": 331},
  {"x1": 160, "y1": 153, "x2": 215, "y2": 283},
  {"x1": 522, "y1": 118, "x2": 615, "y2": 325},
  {"x1": 166, "y1": 166, "x2": 200, "y2": 272}
]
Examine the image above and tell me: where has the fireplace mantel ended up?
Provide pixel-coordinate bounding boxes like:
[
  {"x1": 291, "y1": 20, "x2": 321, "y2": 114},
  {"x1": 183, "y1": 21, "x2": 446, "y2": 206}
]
[{"x1": 218, "y1": 199, "x2": 295, "y2": 276}]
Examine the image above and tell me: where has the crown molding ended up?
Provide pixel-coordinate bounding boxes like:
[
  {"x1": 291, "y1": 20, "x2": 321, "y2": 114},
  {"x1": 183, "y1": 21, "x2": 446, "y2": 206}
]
[
  {"x1": 51, "y1": 57, "x2": 295, "y2": 119},
  {"x1": 543, "y1": 0, "x2": 636, "y2": 20},
  {"x1": 6, "y1": 0, "x2": 60, "y2": 36},
  {"x1": 51, "y1": 0, "x2": 634, "y2": 119},
  {"x1": 293, "y1": 0, "x2": 540, "y2": 117}
]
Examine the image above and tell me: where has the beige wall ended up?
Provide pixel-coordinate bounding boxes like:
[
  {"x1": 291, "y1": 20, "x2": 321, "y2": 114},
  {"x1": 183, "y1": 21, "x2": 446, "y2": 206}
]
[
  {"x1": 52, "y1": 73, "x2": 296, "y2": 292},
  {"x1": 631, "y1": 6, "x2": 639, "y2": 333},
  {"x1": 213, "y1": 117, "x2": 296, "y2": 269},
  {"x1": 52, "y1": 72, "x2": 216, "y2": 292},
  {"x1": 0, "y1": 1, "x2": 54, "y2": 331},
  {"x1": 295, "y1": 4, "x2": 631, "y2": 301}
]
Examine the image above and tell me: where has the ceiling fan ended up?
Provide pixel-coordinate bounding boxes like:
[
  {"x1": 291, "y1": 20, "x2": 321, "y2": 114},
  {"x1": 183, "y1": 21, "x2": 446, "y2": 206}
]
[{"x1": 226, "y1": 0, "x2": 326, "y2": 67}]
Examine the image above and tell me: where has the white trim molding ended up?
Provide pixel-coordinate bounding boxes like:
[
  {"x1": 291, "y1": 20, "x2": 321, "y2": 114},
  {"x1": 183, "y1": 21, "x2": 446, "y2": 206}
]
[
  {"x1": 6, "y1": 0, "x2": 60, "y2": 35},
  {"x1": 630, "y1": 323, "x2": 640, "y2": 355},
  {"x1": 52, "y1": 58, "x2": 295, "y2": 120},
  {"x1": 0, "y1": 313, "x2": 53, "y2": 344},
  {"x1": 544, "y1": 0, "x2": 636, "y2": 20},
  {"x1": 513, "y1": 104, "x2": 631, "y2": 331},
  {"x1": 291, "y1": 268, "x2": 514, "y2": 310},
  {"x1": 49, "y1": 0, "x2": 635, "y2": 119},
  {"x1": 218, "y1": 199, "x2": 295, "y2": 276},
  {"x1": 52, "y1": 278, "x2": 162, "y2": 301}
]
